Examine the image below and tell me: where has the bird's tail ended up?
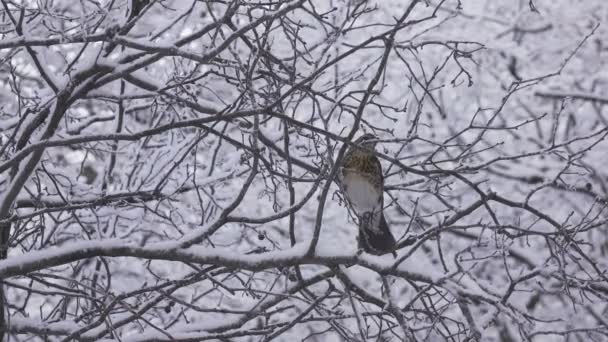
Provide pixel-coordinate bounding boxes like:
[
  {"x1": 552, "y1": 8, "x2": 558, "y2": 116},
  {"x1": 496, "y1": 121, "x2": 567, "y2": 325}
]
[{"x1": 358, "y1": 212, "x2": 397, "y2": 257}]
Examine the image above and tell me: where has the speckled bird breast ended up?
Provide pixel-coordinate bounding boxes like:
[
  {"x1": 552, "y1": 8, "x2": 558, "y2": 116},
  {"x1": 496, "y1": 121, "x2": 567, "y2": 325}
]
[
  {"x1": 342, "y1": 151, "x2": 382, "y2": 186},
  {"x1": 341, "y1": 150, "x2": 383, "y2": 214}
]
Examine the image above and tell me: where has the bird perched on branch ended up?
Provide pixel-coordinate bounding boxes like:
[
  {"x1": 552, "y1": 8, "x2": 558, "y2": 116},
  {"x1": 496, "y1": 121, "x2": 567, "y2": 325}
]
[{"x1": 341, "y1": 133, "x2": 397, "y2": 257}]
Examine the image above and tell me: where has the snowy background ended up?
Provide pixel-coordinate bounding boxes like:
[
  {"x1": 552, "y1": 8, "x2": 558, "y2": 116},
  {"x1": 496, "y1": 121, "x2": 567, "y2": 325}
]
[{"x1": 1, "y1": 0, "x2": 608, "y2": 341}]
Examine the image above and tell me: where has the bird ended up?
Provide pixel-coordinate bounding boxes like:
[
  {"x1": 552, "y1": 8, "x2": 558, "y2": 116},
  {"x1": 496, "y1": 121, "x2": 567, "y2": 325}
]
[{"x1": 341, "y1": 133, "x2": 397, "y2": 257}]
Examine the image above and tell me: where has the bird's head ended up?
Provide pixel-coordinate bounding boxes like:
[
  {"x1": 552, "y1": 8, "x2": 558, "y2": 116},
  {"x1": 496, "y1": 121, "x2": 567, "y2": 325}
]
[{"x1": 354, "y1": 133, "x2": 379, "y2": 150}]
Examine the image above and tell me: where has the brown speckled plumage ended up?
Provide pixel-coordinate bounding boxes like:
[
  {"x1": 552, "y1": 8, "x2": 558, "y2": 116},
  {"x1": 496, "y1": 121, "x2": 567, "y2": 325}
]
[
  {"x1": 341, "y1": 134, "x2": 396, "y2": 256},
  {"x1": 343, "y1": 150, "x2": 383, "y2": 190}
]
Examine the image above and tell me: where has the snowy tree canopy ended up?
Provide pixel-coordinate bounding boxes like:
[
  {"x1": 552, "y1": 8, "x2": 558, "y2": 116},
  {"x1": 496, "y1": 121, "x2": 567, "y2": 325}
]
[{"x1": 1, "y1": 0, "x2": 608, "y2": 341}]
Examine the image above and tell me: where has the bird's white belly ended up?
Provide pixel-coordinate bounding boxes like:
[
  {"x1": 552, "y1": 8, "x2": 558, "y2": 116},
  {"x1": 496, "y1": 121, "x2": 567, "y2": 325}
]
[{"x1": 343, "y1": 172, "x2": 382, "y2": 214}]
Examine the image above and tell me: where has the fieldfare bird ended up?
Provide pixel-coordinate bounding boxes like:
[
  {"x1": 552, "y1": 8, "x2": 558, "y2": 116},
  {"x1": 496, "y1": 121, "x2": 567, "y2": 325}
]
[{"x1": 341, "y1": 134, "x2": 397, "y2": 256}]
